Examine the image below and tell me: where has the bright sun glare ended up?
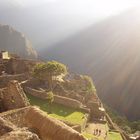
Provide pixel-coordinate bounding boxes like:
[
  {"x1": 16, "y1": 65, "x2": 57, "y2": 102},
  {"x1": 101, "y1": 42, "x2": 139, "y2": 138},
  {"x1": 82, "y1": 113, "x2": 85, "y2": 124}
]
[{"x1": 9, "y1": 0, "x2": 140, "y2": 17}]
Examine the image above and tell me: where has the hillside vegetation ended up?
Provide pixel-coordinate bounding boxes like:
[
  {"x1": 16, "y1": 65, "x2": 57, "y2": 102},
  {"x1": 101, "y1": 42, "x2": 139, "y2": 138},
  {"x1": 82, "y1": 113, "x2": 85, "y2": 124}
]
[{"x1": 105, "y1": 105, "x2": 140, "y2": 134}]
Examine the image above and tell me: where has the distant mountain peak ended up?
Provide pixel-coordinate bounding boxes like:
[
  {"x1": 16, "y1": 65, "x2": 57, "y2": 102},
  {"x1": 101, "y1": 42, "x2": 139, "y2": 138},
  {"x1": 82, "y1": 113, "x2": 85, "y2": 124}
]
[{"x1": 0, "y1": 24, "x2": 37, "y2": 59}]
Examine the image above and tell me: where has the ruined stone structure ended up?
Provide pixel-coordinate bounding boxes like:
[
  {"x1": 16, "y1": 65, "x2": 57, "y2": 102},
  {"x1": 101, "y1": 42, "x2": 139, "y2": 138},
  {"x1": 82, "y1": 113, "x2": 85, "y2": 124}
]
[
  {"x1": 0, "y1": 52, "x2": 127, "y2": 140},
  {"x1": 4, "y1": 58, "x2": 39, "y2": 75},
  {"x1": 6, "y1": 58, "x2": 41, "y2": 74},
  {"x1": 0, "y1": 80, "x2": 29, "y2": 112},
  {"x1": 0, "y1": 106, "x2": 86, "y2": 140},
  {"x1": 24, "y1": 87, "x2": 84, "y2": 109},
  {"x1": 60, "y1": 74, "x2": 106, "y2": 120},
  {"x1": 23, "y1": 72, "x2": 105, "y2": 120},
  {"x1": 0, "y1": 53, "x2": 40, "y2": 76},
  {"x1": 53, "y1": 83, "x2": 85, "y2": 103},
  {"x1": 0, "y1": 51, "x2": 10, "y2": 60},
  {"x1": 23, "y1": 87, "x2": 90, "y2": 132},
  {"x1": 0, "y1": 80, "x2": 87, "y2": 140},
  {"x1": 0, "y1": 74, "x2": 29, "y2": 88}
]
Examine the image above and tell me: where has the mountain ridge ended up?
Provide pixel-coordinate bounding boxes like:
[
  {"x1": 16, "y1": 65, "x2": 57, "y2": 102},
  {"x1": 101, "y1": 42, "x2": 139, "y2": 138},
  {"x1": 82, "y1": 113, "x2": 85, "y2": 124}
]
[
  {"x1": 0, "y1": 24, "x2": 37, "y2": 59},
  {"x1": 40, "y1": 9, "x2": 140, "y2": 120}
]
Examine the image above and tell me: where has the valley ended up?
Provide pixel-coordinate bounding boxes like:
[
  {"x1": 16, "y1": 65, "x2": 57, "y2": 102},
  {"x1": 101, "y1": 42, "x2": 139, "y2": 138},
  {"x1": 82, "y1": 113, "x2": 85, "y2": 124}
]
[{"x1": 40, "y1": 9, "x2": 140, "y2": 121}]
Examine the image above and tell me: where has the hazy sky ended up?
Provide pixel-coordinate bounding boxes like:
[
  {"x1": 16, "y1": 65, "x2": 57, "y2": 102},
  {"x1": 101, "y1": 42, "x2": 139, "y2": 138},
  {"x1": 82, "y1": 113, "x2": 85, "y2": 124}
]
[
  {"x1": 3, "y1": 0, "x2": 140, "y2": 16},
  {"x1": 0, "y1": 0, "x2": 140, "y2": 49}
]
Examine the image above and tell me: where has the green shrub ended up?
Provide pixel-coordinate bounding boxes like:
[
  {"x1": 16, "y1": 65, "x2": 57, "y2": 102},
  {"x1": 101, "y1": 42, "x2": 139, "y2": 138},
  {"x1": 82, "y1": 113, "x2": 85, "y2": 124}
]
[{"x1": 83, "y1": 75, "x2": 96, "y2": 93}]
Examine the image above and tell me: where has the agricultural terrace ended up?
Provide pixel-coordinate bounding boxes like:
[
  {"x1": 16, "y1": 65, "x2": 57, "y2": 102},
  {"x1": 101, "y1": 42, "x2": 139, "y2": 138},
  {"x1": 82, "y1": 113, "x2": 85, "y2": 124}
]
[{"x1": 27, "y1": 94, "x2": 86, "y2": 125}]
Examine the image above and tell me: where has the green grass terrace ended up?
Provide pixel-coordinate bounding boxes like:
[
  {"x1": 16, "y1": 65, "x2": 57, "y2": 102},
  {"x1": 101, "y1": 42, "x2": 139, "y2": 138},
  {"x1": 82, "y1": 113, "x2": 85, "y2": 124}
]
[
  {"x1": 83, "y1": 131, "x2": 123, "y2": 140},
  {"x1": 82, "y1": 132, "x2": 104, "y2": 140},
  {"x1": 26, "y1": 94, "x2": 86, "y2": 125},
  {"x1": 107, "y1": 131, "x2": 123, "y2": 140}
]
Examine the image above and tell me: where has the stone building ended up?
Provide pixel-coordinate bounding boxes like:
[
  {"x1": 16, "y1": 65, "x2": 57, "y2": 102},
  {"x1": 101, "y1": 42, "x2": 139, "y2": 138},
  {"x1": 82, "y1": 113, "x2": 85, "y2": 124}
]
[{"x1": 0, "y1": 51, "x2": 10, "y2": 60}]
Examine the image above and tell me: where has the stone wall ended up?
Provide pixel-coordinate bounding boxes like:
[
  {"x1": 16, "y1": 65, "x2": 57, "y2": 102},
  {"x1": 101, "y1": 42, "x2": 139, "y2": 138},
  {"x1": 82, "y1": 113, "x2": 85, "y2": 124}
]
[
  {"x1": 60, "y1": 115, "x2": 89, "y2": 133},
  {"x1": 21, "y1": 78, "x2": 43, "y2": 89},
  {"x1": 54, "y1": 84, "x2": 85, "y2": 103},
  {"x1": 0, "y1": 90, "x2": 5, "y2": 112},
  {"x1": 25, "y1": 107, "x2": 86, "y2": 140},
  {"x1": 0, "y1": 107, "x2": 30, "y2": 128},
  {"x1": 24, "y1": 87, "x2": 90, "y2": 132},
  {"x1": 105, "y1": 113, "x2": 116, "y2": 130},
  {"x1": 0, "y1": 81, "x2": 29, "y2": 111},
  {"x1": 87, "y1": 100, "x2": 105, "y2": 120},
  {"x1": 0, "y1": 106, "x2": 86, "y2": 140},
  {"x1": 0, "y1": 107, "x2": 40, "y2": 140},
  {"x1": 0, "y1": 74, "x2": 28, "y2": 88},
  {"x1": 54, "y1": 95, "x2": 83, "y2": 109},
  {"x1": 24, "y1": 87, "x2": 83, "y2": 109},
  {"x1": 5, "y1": 58, "x2": 41, "y2": 75},
  {"x1": 24, "y1": 87, "x2": 48, "y2": 99},
  {"x1": 0, "y1": 64, "x2": 5, "y2": 75}
]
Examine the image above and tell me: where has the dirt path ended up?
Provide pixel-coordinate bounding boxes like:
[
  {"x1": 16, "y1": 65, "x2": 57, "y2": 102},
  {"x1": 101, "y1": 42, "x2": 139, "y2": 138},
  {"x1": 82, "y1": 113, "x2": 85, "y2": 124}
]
[{"x1": 85, "y1": 122, "x2": 109, "y2": 139}]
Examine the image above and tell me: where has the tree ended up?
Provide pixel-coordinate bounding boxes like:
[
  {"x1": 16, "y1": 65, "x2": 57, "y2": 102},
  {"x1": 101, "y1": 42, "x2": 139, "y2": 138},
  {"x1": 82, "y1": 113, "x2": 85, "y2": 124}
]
[
  {"x1": 33, "y1": 61, "x2": 67, "y2": 90},
  {"x1": 46, "y1": 91, "x2": 54, "y2": 113}
]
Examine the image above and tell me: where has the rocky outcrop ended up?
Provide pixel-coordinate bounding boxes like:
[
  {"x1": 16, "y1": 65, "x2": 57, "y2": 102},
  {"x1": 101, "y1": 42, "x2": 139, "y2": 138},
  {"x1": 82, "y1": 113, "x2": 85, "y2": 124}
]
[
  {"x1": 0, "y1": 117, "x2": 14, "y2": 136},
  {"x1": 0, "y1": 24, "x2": 37, "y2": 59},
  {"x1": 0, "y1": 116, "x2": 40, "y2": 140},
  {"x1": 0, "y1": 129, "x2": 40, "y2": 140}
]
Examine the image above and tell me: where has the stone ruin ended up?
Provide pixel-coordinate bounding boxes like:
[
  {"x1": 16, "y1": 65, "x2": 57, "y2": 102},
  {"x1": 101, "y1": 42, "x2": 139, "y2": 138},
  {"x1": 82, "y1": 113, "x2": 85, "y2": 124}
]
[
  {"x1": 0, "y1": 56, "x2": 106, "y2": 139},
  {"x1": 0, "y1": 54, "x2": 40, "y2": 75},
  {"x1": 0, "y1": 106, "x2": 86, "y2": 140},
  {"x1": 0, "y1": 80, "x2": 29, "y2": 112},
  {"x1": 23, "y1": 72, "x2": 106, "y2": 121},
  {"x1": 0, "y1": 80, "x2": 86, "y2": 140}
]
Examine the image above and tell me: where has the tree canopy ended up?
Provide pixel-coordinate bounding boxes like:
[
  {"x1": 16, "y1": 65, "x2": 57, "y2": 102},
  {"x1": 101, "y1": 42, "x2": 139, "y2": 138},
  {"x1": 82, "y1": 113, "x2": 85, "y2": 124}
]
[
  {"x1": 33, "y1": 61, "x2": 67, "y2": 79},
  {"x1": 33, "y1": 60, "x2": 67, "y2": 90}
]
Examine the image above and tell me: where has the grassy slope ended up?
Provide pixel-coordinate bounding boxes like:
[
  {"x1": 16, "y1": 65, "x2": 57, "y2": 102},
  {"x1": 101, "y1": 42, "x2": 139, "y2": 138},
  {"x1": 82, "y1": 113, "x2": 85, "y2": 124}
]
[
  {"x1": 82, "y1": 132, "x2": 104, "y2": 140},
  {"x1": 27, "y1": 94, "x2": 85, "y2": 125},
  {"x1": 107, "y1": 132, "x2": 123, "y2": 140}
]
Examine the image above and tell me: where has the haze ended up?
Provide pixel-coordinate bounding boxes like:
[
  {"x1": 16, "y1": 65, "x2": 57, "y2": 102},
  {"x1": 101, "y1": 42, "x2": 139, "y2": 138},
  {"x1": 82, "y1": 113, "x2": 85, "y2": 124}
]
[{"x1": 0, "y1": 0, "x2": 140, "y2": 49}]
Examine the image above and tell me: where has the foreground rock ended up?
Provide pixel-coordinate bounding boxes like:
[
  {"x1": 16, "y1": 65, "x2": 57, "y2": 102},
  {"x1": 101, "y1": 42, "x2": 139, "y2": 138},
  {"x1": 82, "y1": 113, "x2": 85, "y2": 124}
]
[
  {"x1": 0, "y1": 116, "x2": 40, "y2": 140},
  {"x1": 0, "y1": 117, "x2": 14, "y2": 136},
  {"x1": 0, "y1": 129, "x2": 40, "y2": 140}
]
